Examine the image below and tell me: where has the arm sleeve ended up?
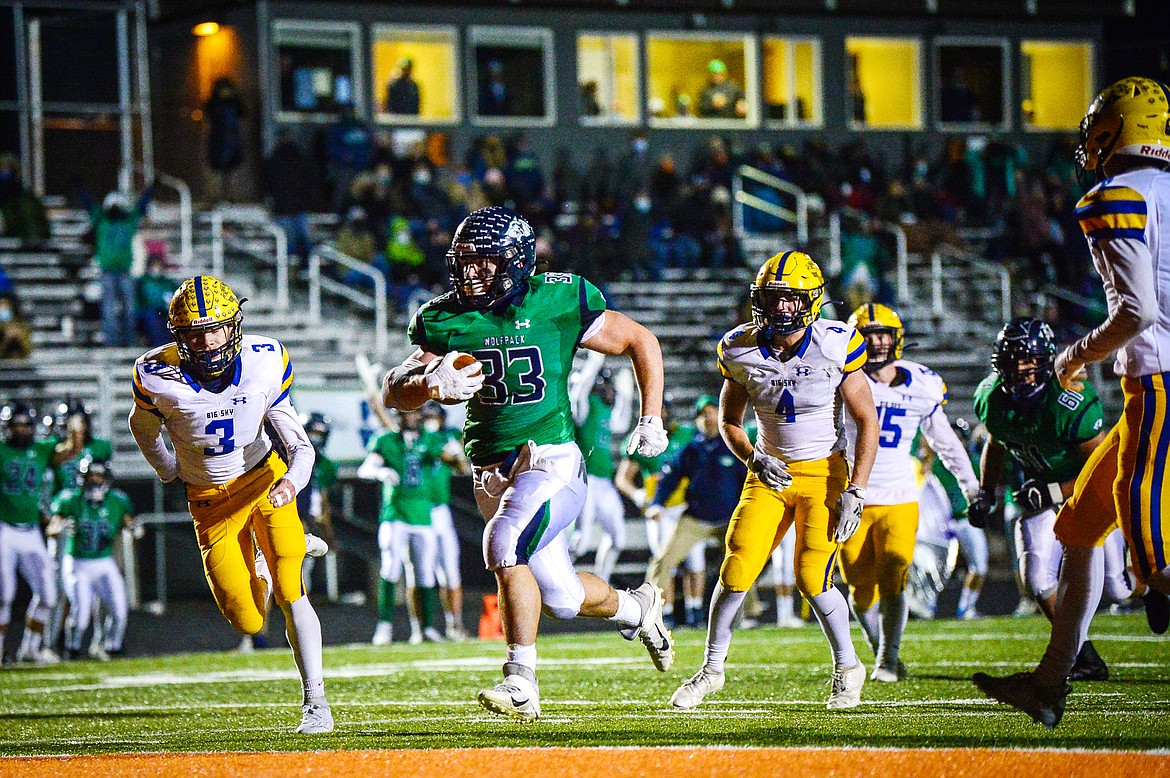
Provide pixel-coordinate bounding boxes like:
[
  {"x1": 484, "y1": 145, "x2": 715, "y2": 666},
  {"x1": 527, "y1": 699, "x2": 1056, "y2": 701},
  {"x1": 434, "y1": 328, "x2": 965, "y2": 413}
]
[
  {"x1": 920, "y1": 406, "x2": 979, "y2": 498},
  {"x1": 128, "y1": 404, "x2": 179, "y2": 483},
  {"x1": 843, "y1": 328, "x2": 867, "y2": 374},
  {"x1": 266, "y1": 402, "x2": 315, "y2": 494},
  {"x1": 1065, "y1": 237, "x2": 1158, "y2": 366}
]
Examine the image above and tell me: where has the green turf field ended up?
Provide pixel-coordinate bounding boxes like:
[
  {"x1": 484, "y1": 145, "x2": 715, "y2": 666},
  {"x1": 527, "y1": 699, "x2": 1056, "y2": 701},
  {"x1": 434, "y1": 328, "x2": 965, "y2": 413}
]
[{"x1": 0, "y1": 614, "x2": 1164, "y2": 756}]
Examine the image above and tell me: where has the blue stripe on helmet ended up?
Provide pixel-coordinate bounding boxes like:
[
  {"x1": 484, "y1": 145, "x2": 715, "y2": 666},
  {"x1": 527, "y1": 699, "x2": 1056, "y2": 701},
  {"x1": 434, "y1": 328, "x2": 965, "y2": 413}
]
[{"x1": 194, "y1": 276, "x2": 207, "y2": 317}]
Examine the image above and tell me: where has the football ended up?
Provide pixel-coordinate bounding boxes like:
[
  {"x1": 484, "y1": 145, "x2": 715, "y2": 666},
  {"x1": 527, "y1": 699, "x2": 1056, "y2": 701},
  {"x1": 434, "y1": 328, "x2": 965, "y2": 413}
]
[{"x1": 426, "y1": 352, "x2": 482, "y2": 405}]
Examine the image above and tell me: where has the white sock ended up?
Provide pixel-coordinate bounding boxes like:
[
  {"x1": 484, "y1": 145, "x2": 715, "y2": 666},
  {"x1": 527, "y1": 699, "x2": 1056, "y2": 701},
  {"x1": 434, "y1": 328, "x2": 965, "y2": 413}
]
[
  {"x1": 958, "y1": 586, "x2": 978, "y2": 614},
  {"x1": 704, "y1": 582, "x2": 747, "y2": 674},
  {"x1": 506, "y1": 642, "x2": 537, "y2": 673},
  {"x1": 854, "y1": 601, "x2": 880, "y2": 653},
  {"x1": 24, "y1": 624, "x2": 43, "y2": 655},
  {"x1": 878, "y1": 593, "x2": 908, "y2": 667},
  {"x1": 445, "y1": 610, "x2": 456, "y2": 630},
  {"x1": 609, "y1": 588, "x2": 643, "y2": 628},
  {"x1": 1035, "y1": 546, "x2": 1104, "y2": 687},
  {"x1": 281, "y1": 597, "x2": 326, "y2": 703},
  {"x1": 776, "y1": 594, "x2": 794, "y2": 622},
  {"x1": 685, "y1": 595, "x2": 703, "y2": 612},
  {"x1": 810, "y1": 588, "x2": 859, "y2": 670}
]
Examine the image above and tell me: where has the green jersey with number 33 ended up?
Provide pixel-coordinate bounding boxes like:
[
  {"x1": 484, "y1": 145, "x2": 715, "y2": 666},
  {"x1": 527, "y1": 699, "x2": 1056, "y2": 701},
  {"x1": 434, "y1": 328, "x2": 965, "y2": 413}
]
[
  {"x1": 973, "y1": 373, "x2": 1105, "y2": 484},
  {"x1": 409, "y1": 273, "x2": 607, "y2": 464}
]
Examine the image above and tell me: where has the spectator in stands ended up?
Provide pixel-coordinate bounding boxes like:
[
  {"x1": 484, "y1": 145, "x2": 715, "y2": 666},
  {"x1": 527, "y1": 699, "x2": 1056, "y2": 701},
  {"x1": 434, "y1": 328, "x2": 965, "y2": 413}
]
[
  {"x1": 551, "y1": 147, "x2": 583, "y2": 207},
  {"x1": 615, "y1": 131, "x2": 653, "y2": 211},
  {"x1": 136, "y1": 250, "x2": 177, "y2": 347},
  {"x1": 0, "y1": 154, "x2": 49, "y2": 245},
  {"x1": 940, "y1": 69, "x2": 979, "y2": 123},
  {"x1": 468, "y1": 134, "x2": 507, "y2": 181},
  {"x1": 697, "y1": 59, "x2": 745, "y2": 119},
  {"x1": 203, "y1": 77, "x2": 246, "y2": 203},
  {"x1": 324, "y1": 108, "x2": 375, "y2": 214},
  {"x1": 262, "y1": 131, "x2": 317, "y2": 261},
  {"x1": 385, "y1": 57, "x2": 421, "y2": 115},
  {"x1": 579, "y1": 81, "x2": 602, "y2": 117},
  {"x1": 81, "y1": 185, "x2": 153, "y2": 348},
  {"x1": 477, "y1": 59, "x2": 511, "y2": 116},
  {"x1": 0, "y1": 292, "x2": 31, "y2": 360},
  {"x1": 505, "y1": 133, "x2": 544, "y2": 210},
  {"x1": 334, "y1": 206, "x2": 378, "y2": 265}
]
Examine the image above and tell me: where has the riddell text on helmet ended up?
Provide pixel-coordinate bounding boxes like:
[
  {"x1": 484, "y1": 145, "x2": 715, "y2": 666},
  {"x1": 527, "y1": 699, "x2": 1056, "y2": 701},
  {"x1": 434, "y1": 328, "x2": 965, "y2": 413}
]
[{"x1": 1139, "y1": 144, "x2": 1170, "y2": 160}]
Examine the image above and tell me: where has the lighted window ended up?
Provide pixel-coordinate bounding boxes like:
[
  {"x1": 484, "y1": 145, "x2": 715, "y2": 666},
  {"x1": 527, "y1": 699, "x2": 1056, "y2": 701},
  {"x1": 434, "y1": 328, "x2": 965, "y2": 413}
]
[
  {"x1": 646, "y1": 33, "x2": 757, "y2": 128},
  {"x1": 934, "y1": 39, "x2": 1008, "y2": 129},
  {"x1": 1020, "y1": 40, "x2": 1094, "y2": 131},
  {"x1": 577, "y1": 33, "x2": 641, "y2": 125},
  {"x1": 845, "y1": 37, "x2": 922, "y2": 130},
  {"x1": 469, "y1": 26, "x2": 555, "y2": 126},
  {"x1": 274, "y1": 21, "x2": 362, "y2": 120},
  {"x1": 762, "y1": 37, "x2": 821, "y2": 127},
  {"x1": 372, "y1": 25, "x2": 459, "y2": 124}
]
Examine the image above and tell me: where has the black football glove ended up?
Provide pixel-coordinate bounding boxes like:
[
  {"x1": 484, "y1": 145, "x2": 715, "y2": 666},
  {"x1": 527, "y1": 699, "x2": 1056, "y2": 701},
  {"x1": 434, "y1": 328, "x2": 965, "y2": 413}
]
[
  {"x1": 1013, "y1": 479, "x2": 1063, "y2": 513},
  {"x1": 966, "y1": 490, "x2": 996, "y2": 529}
]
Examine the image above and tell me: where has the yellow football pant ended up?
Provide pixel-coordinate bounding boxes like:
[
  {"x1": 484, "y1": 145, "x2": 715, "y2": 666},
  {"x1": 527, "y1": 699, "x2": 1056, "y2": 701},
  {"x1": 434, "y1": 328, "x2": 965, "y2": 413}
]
[
  {"x1": 1056, "y1": 374, "x2": 1170, "y2": 585},
  {"x1": 720, "y1": 452, "x2": 849, "y2": 596},
  {"x1": 186, "y1": 451, "x2": 307, "y2": 634},
  {"x1": 837, "y1": 502, "x2": 919, "y2": 612}
]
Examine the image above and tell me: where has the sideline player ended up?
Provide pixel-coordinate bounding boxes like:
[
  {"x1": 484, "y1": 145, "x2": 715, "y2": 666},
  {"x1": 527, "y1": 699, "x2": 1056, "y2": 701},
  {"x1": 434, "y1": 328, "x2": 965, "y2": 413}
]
[
  {"x1": 128, "y1": 275, "x2": 333, "y2": 734},
  {"x1": 970, "y1": 319, "x2": 1124, "y2": 682},
  {"x1": 422, "y1": 402, "x2": 472, "y2": 641},
  {"x1": 381, "y1": 206, "x2": 673, "y2": 720},
  {"x1": 974, "y1": 77, "x2": 1170, "y2": 727},
  {"x1": 571, "y1": 367, "x2": 627, "y2": 583},
  {"x1": 48, "y1": 459, "x2": 133, "y2": 659},
  {"x1": 0, "y1": 402, "x2": 83, "y2": 663},
  {"x1": 670, "y1": 251, "x2": 879, "y2": 710},
  {"x1": 840, "y1": 304, "x2": 979, "y2": 681}
]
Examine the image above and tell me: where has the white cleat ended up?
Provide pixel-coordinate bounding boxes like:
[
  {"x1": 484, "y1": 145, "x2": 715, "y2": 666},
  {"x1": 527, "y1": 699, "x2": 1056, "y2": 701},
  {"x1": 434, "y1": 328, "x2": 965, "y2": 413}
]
[
  {"x1": 295, "y1": 701, "x2": 334, "y2": 734},
  {"x1": 670, "y1": 667, "x2": 725, "y2": 710},
  {"x1": 777, "y1": 612, "x2": 806, "y2": 629},
  {"x1": 408, "y1": 630, "x2": 423, "y2": 645},
  {"x1": 305, "y1": 534, "x2": 329, "y2": 558},
  {"x1": 871, "y1": 660, "x2": 908, "y2": 683},
  {"x1": 478, "y1": 663, "x2": 540, "y2": 721},
  {"x1": 29, "y1": 647, "x2": 61, "y2": 666},
  {"x1": 422, "y1": 626, "x2": 446, "y2": 643},
  {"x1": 619, "y1": 582, "x2": 674, "y2": 671},
  {"x1": 372, "y1": 621, "x2": 393, "y2": 646},
  {"x1": 446, "y1": 624, "x2": 469, "y2": 643},
  {"x1": 827, "y1": 663, "x2": 866, "y2": 709}
]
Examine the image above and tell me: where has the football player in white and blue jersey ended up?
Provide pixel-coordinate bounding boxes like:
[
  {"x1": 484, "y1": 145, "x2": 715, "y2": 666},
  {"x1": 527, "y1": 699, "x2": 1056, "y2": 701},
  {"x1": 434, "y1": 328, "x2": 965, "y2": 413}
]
[
  {"x1": 670, "y1": 250, "x2": 879, "y2": 711},
  {"x1": 128, "y1": 275, "x2": 333, "y2": 734},
  {"x1": 976, "y1": 76, "x2": 1170, "y2": 728}
]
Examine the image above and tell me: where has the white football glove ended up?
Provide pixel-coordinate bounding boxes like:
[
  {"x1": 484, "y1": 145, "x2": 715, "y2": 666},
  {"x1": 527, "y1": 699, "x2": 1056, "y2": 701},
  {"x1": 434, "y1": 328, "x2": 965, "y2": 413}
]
[
  {"x1": 748, "y1": 448, "x2": 793, "y2": 492},
  {"x1": 626, "y1": 416, "x2": 669, "y2": 457},
  {"x1": 425, "y1": 351, "x2": 485, "y2": 403},
  {"x1": 834, "y1": 484, "x2": 866, "y2": 543},
  {"x1": 378, "y1": 467, "x2": 401, "y2": 488}
]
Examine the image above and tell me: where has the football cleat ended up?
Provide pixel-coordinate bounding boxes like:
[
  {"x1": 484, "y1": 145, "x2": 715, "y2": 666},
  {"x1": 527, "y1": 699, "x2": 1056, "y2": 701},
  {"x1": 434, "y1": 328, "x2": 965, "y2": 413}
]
[
  {"x1": 670, "y1": 667, "x2": 726, "y2": 710},
  {"x1": 372, "y1": 621, "x2": 393, "y2": 646},
  {"x1": 871, "y1": 660, "x2": 908, "y2": 683},
  {"x1": 1068, "y1": 640, "x2": 1109, "y2": 682},
  {"x1": 423, "y1": 626, "x2": 446, "y2": 643},
  {"x1": 777, "y1": 611, "x2": 806, "y2": 629},
  {"x1": 445, "y1": 624, "x2": 469, "y2": 643},
  {"x1": 295, "y1": 701, "x2": 334, "y2": 734},
  {"x1": 304, "y1": 534, "x2": 329, "y2": 558},
  {"x1": 478, "y1": 662, "x2": 540, "y2": 721},
  {"x1": 619, "y1": 582, "x2": 674, "y2": 671},
  {"x1": 973, "y1": 671, "x2": 1069, "y2": 730},
  {"x1": 1143, "y1": 589, "x2": 1169, "y2": 635},
  {"x1": 827, "y1": 663, "x2": 866, "y2": 709}
]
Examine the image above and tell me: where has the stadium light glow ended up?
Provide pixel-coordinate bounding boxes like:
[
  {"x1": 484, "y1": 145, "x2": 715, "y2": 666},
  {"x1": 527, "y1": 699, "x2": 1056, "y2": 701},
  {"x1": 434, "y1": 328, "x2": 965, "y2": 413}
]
[{"x1": 193, "y1": 21, "x2": 220, "y2": 37}]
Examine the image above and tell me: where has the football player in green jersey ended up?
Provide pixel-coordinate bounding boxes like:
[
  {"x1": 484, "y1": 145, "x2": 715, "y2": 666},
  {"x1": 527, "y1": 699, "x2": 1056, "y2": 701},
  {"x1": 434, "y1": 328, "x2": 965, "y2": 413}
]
[
  {"x1": 421, "y1": 402, "x2": 472, "y2": 641},
  {"x1": 383, "y1": 206, "x2": 673, "y2": 720},
  {"x1": 969, "y1": 320, "x2": 1126, "y2": 682},
  {"x1": 360, "y1": 407, "x2": 451, "y2": 645},
  {"x1": 50, "y1": 400, "x2": 113, "y2": 493},
  {"x1": 0, "y1": 401, "x2": 84, "y2": 664},
  {"x1": 48, "y1": 459, "x2": 134, "y2": 659}
]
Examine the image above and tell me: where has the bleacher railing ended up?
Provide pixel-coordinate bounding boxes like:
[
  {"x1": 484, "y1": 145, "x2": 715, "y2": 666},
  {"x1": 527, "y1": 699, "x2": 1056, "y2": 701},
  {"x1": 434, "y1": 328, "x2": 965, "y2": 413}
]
[
  {"x1": 732, "y1": 164, "x2": 809, "y2": 247},
  {"x1": 125, "y1": 165, "x2": 192, "y2": 265},
  {"x1": 827, "y1": 206, "x2": 910, "y2": 303},
  {"x1": 930, "y1": 248, "x2": 1012, "y2": 325},
  {"x1": 308, "y1": 244, "x2": 387, "y2": 356},
  {"x1": 209, "y1": 207, "x2": 290, "y2": 311}
]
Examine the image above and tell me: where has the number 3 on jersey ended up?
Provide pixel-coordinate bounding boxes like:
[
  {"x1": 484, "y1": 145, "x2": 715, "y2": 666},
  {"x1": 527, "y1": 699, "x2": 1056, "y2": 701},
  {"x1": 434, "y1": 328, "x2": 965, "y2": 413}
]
[
  {"x1": 204, "y1": 419, "x2": 236, "y2": 456},
  {"x1": 471, "y1": 346, "x2": 546, "y2": 406}
]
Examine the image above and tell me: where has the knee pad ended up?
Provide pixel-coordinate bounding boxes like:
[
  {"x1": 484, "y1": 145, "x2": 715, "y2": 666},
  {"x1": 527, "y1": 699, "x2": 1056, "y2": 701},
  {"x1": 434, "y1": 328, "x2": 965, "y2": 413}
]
[
  {"x1": 484, "y1": 516, "x2": 521, "y2": 570},
  {"x1": 877, "y1": 555, "x2": 912, "y2": 598},
  {"x1": 539, "y1": 578, "x2": 585, "y2": 620},
  {"x1": 718, "y1": 553, "x2": 755, "y2": 593},
  {"x1": 1021, "y1": 558, "x2": 1057, "y2": 601}
]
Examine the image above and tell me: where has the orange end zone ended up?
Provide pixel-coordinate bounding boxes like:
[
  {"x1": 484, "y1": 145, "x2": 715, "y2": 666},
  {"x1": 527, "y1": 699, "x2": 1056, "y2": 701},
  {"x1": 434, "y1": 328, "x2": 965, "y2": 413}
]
[{"x1": 5, "y1": 747, "x2": 1170, "y2": 778}]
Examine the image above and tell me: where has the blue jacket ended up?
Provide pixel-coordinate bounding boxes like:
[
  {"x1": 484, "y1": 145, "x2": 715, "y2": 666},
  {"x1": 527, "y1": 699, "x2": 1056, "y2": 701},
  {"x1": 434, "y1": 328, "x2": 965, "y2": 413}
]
[{"x1": 652, "y1": 432, "x2": 746, "y2": 525}]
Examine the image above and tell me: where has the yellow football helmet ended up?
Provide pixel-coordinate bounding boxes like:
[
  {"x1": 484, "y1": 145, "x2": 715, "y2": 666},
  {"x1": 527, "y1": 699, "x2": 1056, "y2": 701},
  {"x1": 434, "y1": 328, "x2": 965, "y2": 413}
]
[
  {"x1": 750, "y1": 250, "x2": 825, "y2": 336},
  {"x1": 167, "y1": 275, "x2": 245, "y2": 379},
  {"x1": 1076, "y1": 77, "x2": 1170, "y2": 175},
  {"x1": 848, "y1": 302, "x2": 905, "y2": 370}
]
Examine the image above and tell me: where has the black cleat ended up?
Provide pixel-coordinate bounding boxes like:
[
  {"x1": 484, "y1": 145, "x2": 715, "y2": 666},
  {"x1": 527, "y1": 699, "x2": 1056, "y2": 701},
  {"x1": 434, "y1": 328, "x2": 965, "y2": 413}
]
[
  {"x1": 1068, "y1": 640, "x2": 1109, "y2": 682},
  {"x1": 1143, "y1": 589, "x2": 1169, "y2": 635},
  {"x1": 973, "y1": 671, "x2": 1070, "y2": 730}
]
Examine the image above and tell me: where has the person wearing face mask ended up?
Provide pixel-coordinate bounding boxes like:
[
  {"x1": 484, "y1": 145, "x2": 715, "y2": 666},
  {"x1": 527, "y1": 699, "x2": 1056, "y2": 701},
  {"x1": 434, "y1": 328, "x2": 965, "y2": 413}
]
[
  {"x1": 0, "y1": 293, "x2": 32, "y2": 360},
  {"x1": 79, "y1": 185, "x2": 153, "y2": 348},
  {"x1": 48, "y1": 460, "x2": 135, "y2": 660},
  {"x1": 0, "y1": 154, "x2": 49, "y2": 245}
]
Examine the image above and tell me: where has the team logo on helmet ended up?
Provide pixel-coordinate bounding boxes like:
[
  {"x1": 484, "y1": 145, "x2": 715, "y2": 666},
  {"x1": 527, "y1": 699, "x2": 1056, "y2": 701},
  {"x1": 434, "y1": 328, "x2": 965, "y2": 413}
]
[
  {"x1": 168, "y1": 275, "x2": 245, "y2": 380},
  {"x1": 750, "y1": 251, "x2": 826, "y2": 337},
  {"x1": 848, "y1": 303, "x2": 905, "y2": 372}
]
